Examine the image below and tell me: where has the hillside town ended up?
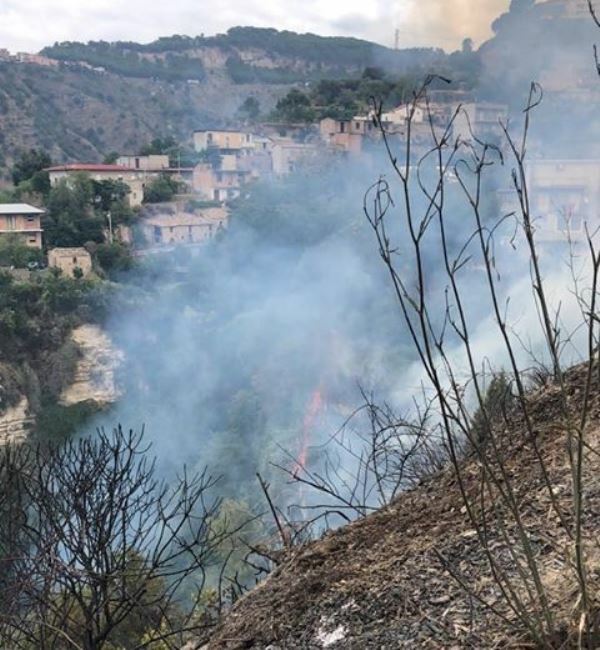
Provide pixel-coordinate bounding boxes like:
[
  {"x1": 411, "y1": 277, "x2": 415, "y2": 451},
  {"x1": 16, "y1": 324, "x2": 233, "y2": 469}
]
[
  {"x1": 1, "y1": 85, "x2": 598, "y2": 276},
  {"x1": 0, "y1": 0, "x2": 595, "y2": 277}
]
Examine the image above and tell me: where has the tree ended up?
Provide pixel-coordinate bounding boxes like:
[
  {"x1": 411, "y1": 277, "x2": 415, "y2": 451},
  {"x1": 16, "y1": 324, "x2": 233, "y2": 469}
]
[
  {"x1": 11, "y1": 149, "x2": 51, "y2": 186},
  {"x1": 139, "y1": 136, "x2": 178, "y2": 156},
  {"x1": 0, "y1": 234, "x2": 43, "y2": 268},
  {"x1": 44, "y1": 175, "x2": 105, "y2": 248},
  {"x1": 238, "y1": 96, "x2": 260, "y2": 121},
  {"x1": 362, "y1": 66, "x2": 385, "y2": 80},
  {"x1": 0, "y1": 428, "x2": 236, "y2": 650},
  {"x1": 103, "y1": 151, "x2": 119, "y2": 164},
  {"x1": 95, "y1": 241, "x2": 134, "y2": 278},
  {"x1": 272, "y1": 89, "x2": 315, "y2": 123},
  {"x1": 143, "y1": 174, "x2": 180, "y2": 203}
]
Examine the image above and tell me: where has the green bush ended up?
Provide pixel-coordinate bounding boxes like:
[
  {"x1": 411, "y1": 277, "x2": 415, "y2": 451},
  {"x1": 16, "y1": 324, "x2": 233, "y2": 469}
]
[
  {"x1": 0, "y1": 235, "x2": 44, "y2": 268},
  {"x1": 143, "y1": 175, "x2": 180, "y2": 203}
]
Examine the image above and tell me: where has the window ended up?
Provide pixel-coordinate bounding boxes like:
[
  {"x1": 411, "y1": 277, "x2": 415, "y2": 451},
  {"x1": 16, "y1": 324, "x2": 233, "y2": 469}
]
[
  {"x1": 27, "y1": 216, "x2": 35, "y2": 222},
  {"x1": 355, "y1": 122, "x2": 360, "y2": 130},
  {"x1": 72, "y1": 257, "x2": 77, "y2": 264},
  {"x1": 135, "y1": 157, "x2": 140, "y2": 169},
  {"x1": 29, "y1": 237, "x2": 36, "y2": 243},
  {"x1": 153, "y1": 226, "x2": 161, "y2": 243}
]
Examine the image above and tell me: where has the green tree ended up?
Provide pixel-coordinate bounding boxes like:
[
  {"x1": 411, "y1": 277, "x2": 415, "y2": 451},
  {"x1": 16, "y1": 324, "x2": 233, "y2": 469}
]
[
  {"x1": 143, "y1": 174, "x2": 180, "y2": 203},
  {"x1": 0, "y1": 234, "x2": 43, "y2": 268},
  {"x1": 273, "y1": 89, "x2": 315, "y2": 123},
  {"x1": 362, "y1": 66, "x2": 386, "y2": 80},
  {"x1": 139, "y1": 136, "x2": 178, "y2": 156},
  {"x1": 95, "y1": 242, "x2": 134, "y2": 278},
  {"x1": 103, "y1": 151, "x2": 119, "y2": 164},
  {"x1": 11, "y1": 149, "x2": 51, "y2": 186},
  {"x1": 238, "y1": 96, "x2": 261, "y2": 121},
  {"x1": 44, "y1": 175, "x2": 105, "y2": 248}
]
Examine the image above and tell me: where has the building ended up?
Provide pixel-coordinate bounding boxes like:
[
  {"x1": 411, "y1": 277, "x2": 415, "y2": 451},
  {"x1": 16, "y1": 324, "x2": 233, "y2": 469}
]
[
  {"x1": 381, "y1": 104, "x2": 425, "y2": 126},
  {"x1": 192, "y1": 163, "x2": 250, "y2": 202},
  {"x1": 48, "y1": 247, "x2": 93, "y2": 277},
  {"x1": 271, "y1": 140, "x2": 321, "y2": 175},
  {"x1": 526, "y1": 159, "x2": 600, "y2": 241},
  {"x1": 452, "y1": 102, "x2": 508, "y2": 143},
  {"x1": 193, "y1": 130, "x2": 254, "y2": 153},
  {"x1": 116, "y1": 154, "x2": 170, "y2": 171},
  {"x1": 0, "y1": 203, "x2": 44, "y2": 248},
  {"x1": 15, "y1": 52, "x2": 59, "y2": 67},
  {"x1": 319, "y1": 118, "x2": 369, "y2": 153},
  {"x1": 140, "y1": 206, "x2": 228, "y2": 247},
  {"x1": 46, "y1": 164, "x2": 146, "y2": 207}
]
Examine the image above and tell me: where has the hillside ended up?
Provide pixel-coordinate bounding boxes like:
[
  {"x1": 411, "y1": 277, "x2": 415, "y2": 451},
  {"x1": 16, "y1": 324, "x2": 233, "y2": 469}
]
[
  {"x1": 0, "y1": 59, "x2": 284, "y2": 178},
  {"x1": 205, "y1": 364, "x2": 600, "y2": 648},
  {"x1": 0, "y1": 28, "x2": 448, "y2": 179},
  {"x1": 41, "y1": 28, "x2": 445, "y2": 84}
]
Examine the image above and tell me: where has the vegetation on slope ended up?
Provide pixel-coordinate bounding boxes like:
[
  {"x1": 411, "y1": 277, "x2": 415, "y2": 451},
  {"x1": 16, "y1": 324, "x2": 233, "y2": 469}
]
[{"x1": 42, "y1": 27, "x2": 448, "y2": 84}]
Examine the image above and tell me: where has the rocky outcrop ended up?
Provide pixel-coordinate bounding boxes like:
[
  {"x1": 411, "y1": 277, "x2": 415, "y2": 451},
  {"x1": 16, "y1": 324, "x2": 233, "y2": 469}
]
[
  {"x1": 0, "y1": 398, "x2": 34, "y2": 444},
  {"x1": 59, "y1": 325, "x2": 124, "y2": 407}
]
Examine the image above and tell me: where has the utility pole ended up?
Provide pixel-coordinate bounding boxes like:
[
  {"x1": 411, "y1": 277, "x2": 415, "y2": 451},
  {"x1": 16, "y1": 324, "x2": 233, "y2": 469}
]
[
  {"x1": 395, "y1": 28, "x2": 400, "y2": 51},
  {"x1": 107, "y1": 210, "x2": 113, "y2": 244}
]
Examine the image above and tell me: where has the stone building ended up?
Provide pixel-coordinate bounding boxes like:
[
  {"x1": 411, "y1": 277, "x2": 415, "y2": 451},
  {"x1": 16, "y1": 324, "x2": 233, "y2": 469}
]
[{"x1": 48, "y1": 247, "x2": 93, "y2": 277}]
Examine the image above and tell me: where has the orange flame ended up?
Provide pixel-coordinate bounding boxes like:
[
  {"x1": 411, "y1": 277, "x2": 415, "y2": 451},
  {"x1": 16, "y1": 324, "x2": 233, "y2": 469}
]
[{"x1": 294, "y1": 387, "x2": 324, "y2": 476}]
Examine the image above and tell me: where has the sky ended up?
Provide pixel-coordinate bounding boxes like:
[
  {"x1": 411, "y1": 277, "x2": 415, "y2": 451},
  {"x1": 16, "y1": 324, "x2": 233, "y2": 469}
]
[{"x1": 0, "y1": 0, "x2": 510, "y2": 54}]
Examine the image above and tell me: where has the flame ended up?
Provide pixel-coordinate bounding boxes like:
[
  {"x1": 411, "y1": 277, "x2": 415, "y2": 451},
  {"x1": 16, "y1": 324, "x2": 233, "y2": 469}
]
[{"x1": 294, "y1": 387, "x2": 324, "y2": 475}]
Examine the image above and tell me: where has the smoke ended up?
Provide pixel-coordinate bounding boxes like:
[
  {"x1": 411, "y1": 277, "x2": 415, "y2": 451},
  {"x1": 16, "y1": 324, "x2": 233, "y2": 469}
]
[
  {"x1": 85, "y1": 153, "x2": 411, "y2": 504},
  {"x1": 331, "y1": 0, "x2": 509, "y2": 51},
  {"x1": 79, "y1": 3, "x2": 600, "y2": 520}
]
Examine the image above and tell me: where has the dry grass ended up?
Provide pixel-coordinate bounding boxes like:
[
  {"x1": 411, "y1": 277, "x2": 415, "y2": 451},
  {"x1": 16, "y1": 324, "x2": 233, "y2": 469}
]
[{"x1": 204, "y1": 365, "x2": 600, "y2": 649}]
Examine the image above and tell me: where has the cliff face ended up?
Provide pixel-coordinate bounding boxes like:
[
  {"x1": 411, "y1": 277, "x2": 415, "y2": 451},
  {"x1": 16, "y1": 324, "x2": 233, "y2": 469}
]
[
  {"x1": 59, "y1": 324, "x2": 124, "y2": 407},
  {"x1": 0, "y1": 324, "x2": 124, "y2": 443},
  {"x1": 0, "y1": 398, "x2": 34, "y2": 444}
]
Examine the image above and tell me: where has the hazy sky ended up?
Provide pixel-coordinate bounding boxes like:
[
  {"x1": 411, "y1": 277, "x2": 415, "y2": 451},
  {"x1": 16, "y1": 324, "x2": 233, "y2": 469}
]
[{"x1": 0, "y1": 0, "x2": 510, "y2": 53}]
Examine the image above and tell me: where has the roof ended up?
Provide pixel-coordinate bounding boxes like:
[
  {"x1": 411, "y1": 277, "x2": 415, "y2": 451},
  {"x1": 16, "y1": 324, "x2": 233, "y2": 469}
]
[
  {"x1": 193, "y1": 129, "x2": 252, "y2": 135},
  {"x1": 46, "y1": 164, "x2": 133, "y2": 173},
  {"x1": 0, "y1": 203, "x2": 45, "y2": 215},
  {"x1": 48, "y1": 247, "x2": 91, "y2": 256},
  {"x1": 143, "y1": 213, "x2": 225, "y2": 228}
]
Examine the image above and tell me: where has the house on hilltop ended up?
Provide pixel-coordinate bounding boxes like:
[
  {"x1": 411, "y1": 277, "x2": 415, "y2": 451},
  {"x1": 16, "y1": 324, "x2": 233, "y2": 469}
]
[{"x1": 0, "y1": 203, "x2": 44, "y2": 249}]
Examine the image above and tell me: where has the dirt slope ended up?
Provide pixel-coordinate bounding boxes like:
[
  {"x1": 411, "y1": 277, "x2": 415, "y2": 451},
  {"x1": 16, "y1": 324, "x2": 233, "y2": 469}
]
[{"x1": 206, "y1": 367, "x2": 600, "y2": 648}]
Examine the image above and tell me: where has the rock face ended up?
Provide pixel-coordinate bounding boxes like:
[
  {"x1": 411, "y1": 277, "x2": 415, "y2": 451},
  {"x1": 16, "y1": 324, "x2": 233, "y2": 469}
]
[
  {"x1": 0, "y1": 398, "x2": 34, "y2": 444},
  {"x1": 59, "y1": 325, "x2": 124, "y2": 407}
]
